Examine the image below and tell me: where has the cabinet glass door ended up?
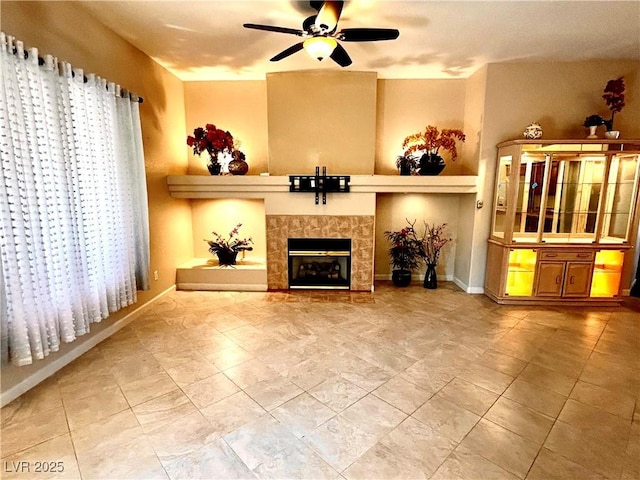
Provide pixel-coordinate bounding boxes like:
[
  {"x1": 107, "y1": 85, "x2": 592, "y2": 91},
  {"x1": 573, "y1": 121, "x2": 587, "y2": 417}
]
[
  {"x1": 492, "y1": 155, "x2": 511, "y2": 239},
  {"x1": 505, "y1": 249, "x2": 536, "y2": 296},
  {"x1": 512, "y1": 154, "x2": 546, "y2": 242},
  {"x1": 600, "y1": 155, "x2": 639, "y2": 243},
  {"x1": 541, "y1": 155, "x2": 605, "y2": 243},
  {"x1": 591, "y1": 250, "x2": 624, "y2": 297}
]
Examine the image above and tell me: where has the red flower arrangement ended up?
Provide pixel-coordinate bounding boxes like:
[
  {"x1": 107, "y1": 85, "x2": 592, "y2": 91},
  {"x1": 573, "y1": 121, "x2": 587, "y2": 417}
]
[
  {"x1": 402, "y1": 126, "x2": 465, "y2": 163},
  {"x1": 187, "y1": 124, "x2": 235, "y2": 164}
]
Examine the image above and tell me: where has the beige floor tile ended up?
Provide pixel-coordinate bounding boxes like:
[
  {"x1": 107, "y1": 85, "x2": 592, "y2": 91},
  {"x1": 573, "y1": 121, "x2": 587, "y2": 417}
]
[
  {"x1": 199, "y1": 391, "x2": 267, "y2": 437},
  {"x1": 71, "y1": 409, "x2": 144, "y2": 457},
  {"x1": 340, "y1": 394, "x2": 407, "y2": 439},
  {"x1": 502, "y1": 378, "x2": 567, "y2": 418},
  {"x1": 431, "y1": 445, "x2": 519, "y2": 480},
  {"x1": 151, "y1": 347, "x2": 208, "y2": 369},
  {"x1": 303, "y1": 416, "x2": 379, "y2": 472},
  {"x1": 371, "y1": 376, "x2": 432, "y2": 415},
  {"x1": 0, "y1": 434, "x2": 80, "y2": 480},
  {"x1": 109, "y1": 353, "x2": 165, "y2": 385},
  {"x1": 309, "y1": 376, "x2": 368, "y2": 412},
  {"x1": 63, "y1": 385, "x2": 129, "y2": 430},
  {"x1": 165, "y1": 357, "x2": 219, "y2": 387},
  {"x1": 477, "y1": 350, "x2": 528, "y2": 377},
  {"x1": 517, "y1": 363, "x2": 576, "y2": 396},
  {"x1": 526, "y1": 447, "x2": 607, "y2": 480},
  {"x1": 223, "y1": 358, "x2": 280, "y2": 389},
  {"x1": 342, "y1": 441, "x2": 429, "y2": 480},
  {"x1": 557, "y1": 399, "x2": 631, "y2": 449},
  {"x1": 544, "y1": 420, "x2": 626, "y2": 479},
  {"x1": 484, "y1": 397, "x2": 554, "y2": 445},
  {"x1": 5, "y1": 287, "x2": 637, "y2": 480},
  {"x1": 457, "y1": 364, "x2": 514, "y2": 394},
  {"x1": 201, "y1": 344, "x2": 253, "y2": 371},
  {"x1": 182, "y1": 372, "x2": 240, "y2": 409},
  {"x1": 118, "y1": 371, "x2": 178, "y2": 406},
  {"x1": 145, "y1": 410, "x2": 219, "y2": 460},
  {"x1": 271, "y1": 392, "x2": 336, "y2": 438},
  {"x1": 379, "y1": 416, "x2": 459, "y2": 477},
  {"x1": 412, "y1": 396, "x2": 480, "y2": 443},
  {"x1": 161, "y1": 437, "x2": 254, "y2": 480},
  {"x1": 222, "y1": 414, "x2": 301, "y2": 470},
  {"x1": 132, "y1": 389, "x2": 197, "y2": 434},
  {"x1": 436, "y1": 377, "x2": 499, "y2": 416},
  {"x1": 244, "y1": 376, "x2": 304, "y2": 411},
  {"x1": 459, "y1": 419, "x2": 539, "y2": 478},
  {"x1": 75, "y1": 436, "x2": 167, "y2": 480},
  {"x1": 569, "y1": 381, "x2": 636, "y2": 420}
]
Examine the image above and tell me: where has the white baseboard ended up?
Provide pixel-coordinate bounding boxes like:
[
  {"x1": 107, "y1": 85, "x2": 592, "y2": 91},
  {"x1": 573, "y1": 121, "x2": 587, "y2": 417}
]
[
  {"x1": 177, "y1": 283, "x2": 268, "y2": 291},
  {"x1": 453, "y1": 276, "x2": 485, "y2": 294},
  {"x1": 1, "y1": 285, "x2": 176, "y2": 408}
]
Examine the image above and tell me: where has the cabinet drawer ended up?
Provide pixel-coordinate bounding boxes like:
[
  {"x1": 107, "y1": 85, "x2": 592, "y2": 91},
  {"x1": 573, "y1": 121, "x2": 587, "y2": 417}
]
[{"x1": 539, "y1": 251, "x2": 595, "y2": 262}]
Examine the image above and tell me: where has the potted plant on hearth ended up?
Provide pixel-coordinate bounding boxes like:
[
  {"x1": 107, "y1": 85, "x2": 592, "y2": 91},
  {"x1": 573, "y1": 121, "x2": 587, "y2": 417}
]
[
  {"x1": 402, "y1": 125, "x2": 465, "y2": 176},
  {"x1": 205, "y1": 223, "x2": 253, "y2": 266},
  {"x1": 384, "y1": 220, "x2": 425, "y2": 287}
]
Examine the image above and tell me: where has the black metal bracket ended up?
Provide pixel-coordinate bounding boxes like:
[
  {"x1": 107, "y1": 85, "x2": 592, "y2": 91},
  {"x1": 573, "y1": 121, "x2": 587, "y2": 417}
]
[{"x1": 289, "y1": 166, "x2": 350, "y2": 205}]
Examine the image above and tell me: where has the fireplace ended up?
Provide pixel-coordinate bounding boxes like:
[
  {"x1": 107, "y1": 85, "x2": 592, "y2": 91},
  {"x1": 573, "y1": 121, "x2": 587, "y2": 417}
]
[{"x1": 288, "y1": 238, "x2": 351, "y2": 290}]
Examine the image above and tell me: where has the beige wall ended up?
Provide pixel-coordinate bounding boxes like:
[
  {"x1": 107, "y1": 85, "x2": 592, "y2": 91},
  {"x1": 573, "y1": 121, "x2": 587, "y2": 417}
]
[
  {"x1": 375, "y1": 79, "x2": 467, "y2": 175},
  {"x1": 1, "y1": 1, "x2": 191, "y2": 393},
  {"x1": 267, "y1": 70, "x2": 378, "y2": 176},
  {"x1": 184, "y1": 81, "x2": 268, "y2": 175}
]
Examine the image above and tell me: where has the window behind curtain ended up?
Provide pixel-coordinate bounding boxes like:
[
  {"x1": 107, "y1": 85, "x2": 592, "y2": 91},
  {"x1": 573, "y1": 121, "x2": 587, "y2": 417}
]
[{"x1": 0, "y1": 33, "x2": 149, "y2": 366}]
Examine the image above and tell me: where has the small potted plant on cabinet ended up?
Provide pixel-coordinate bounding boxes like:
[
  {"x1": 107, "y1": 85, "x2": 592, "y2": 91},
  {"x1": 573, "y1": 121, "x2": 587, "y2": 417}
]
[{"x1": 384, "y1": 220, "x2": 425, "y2": 287}]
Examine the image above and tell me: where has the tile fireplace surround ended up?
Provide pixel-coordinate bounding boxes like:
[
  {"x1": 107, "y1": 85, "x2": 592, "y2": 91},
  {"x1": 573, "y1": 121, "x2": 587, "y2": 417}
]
[{"x1": 266, "y1": 215, "x2": 375, "y2": 291}]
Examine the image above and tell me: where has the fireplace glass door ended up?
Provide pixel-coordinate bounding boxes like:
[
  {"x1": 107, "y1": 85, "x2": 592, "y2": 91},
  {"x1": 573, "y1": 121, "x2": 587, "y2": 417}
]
[{"x1": 288, "y1": 238, "x2": 351, "y2": 290}]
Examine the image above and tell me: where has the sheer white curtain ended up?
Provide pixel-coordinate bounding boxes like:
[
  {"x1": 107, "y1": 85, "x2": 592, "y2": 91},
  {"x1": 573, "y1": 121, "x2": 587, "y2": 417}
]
[{"x1": 0, "y1": 33, "x2": 149, "y2": 366}]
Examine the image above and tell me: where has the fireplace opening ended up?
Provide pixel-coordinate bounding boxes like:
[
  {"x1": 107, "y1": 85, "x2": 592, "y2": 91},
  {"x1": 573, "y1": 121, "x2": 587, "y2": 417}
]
[{"x1": 288, "y1": 238, "x2": 351, "y2": 290}]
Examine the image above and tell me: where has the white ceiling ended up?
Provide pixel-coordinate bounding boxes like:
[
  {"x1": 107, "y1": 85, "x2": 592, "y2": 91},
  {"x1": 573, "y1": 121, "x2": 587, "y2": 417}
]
[{"x1": 80, "y1": 0, "x2": 640, "y2": 81}]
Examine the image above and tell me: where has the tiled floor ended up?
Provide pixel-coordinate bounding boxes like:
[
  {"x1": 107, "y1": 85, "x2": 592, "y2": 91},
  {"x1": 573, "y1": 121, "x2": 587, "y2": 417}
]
[{"x1": 2, "y1": 282, "x2": 639, "y2": 480}]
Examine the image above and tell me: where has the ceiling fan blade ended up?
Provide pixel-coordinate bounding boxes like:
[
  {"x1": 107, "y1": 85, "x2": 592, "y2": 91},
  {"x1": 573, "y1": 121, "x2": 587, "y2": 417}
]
[
  {"x1": 315, "y1": 1, "x2": 344, "y2": 32},
  {"x1": 309, "y1": 1, "x2": 324, "y2": 11},
  {"x1": 338, "y1": 28, "x2": 400, "y2": 42},
  {"x1": 270, "y1": 42, "x2": 305, "y2": 62},
  {"x1": 330, "y1": 43, "x2": 352, "y2": 67},
  {"x1": 243, "y1": 23, "x2": 304, "y2": 36}
]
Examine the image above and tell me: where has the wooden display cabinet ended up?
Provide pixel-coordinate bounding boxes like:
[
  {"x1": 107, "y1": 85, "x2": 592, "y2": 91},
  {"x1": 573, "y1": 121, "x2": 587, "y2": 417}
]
[{"x1": 485, "y1": 140, "x2": 640, "y2": 305}]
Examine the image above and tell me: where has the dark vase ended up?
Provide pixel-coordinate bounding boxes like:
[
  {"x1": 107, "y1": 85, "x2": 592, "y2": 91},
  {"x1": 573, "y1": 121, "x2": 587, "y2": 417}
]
[
  {"x1": 423, "y1": 263, "x2": 437, "y2": 289},
  {"x1": 228, "y1": 159, "x2": 249, "y2": 175},
  {"x1": 207, "y1": 162, "x2": 222, "y2": 175},
  {"x1": 216, "y1": 250, "x2": 238, "y2": 266},
  {"x1": 398, "y1": 161, "x2": 412, "y2": 176},
  {"x1": 419, "y1": 154, "x2": 446, "y2": 176},
  {"x1": 392, "y1": 269, "x2": 412, "y2": 287}
]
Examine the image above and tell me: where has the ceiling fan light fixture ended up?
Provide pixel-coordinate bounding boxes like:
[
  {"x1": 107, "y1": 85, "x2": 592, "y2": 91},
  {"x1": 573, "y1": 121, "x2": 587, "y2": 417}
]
[{"x1": 303, "y1": 37, "x2": 337, "y2": 61}]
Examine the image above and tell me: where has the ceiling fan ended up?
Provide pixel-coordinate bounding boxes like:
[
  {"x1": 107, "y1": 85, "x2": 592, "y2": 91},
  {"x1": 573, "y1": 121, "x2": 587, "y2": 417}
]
[{"x1": 243, "y1": 1, "x2": 399, "y2": 67}]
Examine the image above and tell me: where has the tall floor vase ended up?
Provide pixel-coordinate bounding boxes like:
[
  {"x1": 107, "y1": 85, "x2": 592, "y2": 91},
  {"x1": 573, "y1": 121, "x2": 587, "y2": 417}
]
[{"x1": 423, "y1": 263, "x2": 437, "y2": 289}]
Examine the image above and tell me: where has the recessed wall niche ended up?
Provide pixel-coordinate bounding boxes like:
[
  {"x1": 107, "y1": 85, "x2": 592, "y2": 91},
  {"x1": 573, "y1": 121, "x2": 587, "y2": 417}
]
[{"x1": 190, "y1": 199, "x2": 266, "y2": 261}]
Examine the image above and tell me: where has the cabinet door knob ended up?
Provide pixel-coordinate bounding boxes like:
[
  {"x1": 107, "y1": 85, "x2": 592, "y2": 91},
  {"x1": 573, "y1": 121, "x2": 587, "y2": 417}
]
[
  {"x1": 555, "y1": 275, "x2": 561, "y2": 284},
  {"x1": 569, "y1": 276, "x2": 575, "y2": 284}
]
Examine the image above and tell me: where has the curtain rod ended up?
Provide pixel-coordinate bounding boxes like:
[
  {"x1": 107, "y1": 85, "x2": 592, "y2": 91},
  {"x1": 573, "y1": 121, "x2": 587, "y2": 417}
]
[{"x1": 10, "y1": 44, "x2": 144, "y2": 104}]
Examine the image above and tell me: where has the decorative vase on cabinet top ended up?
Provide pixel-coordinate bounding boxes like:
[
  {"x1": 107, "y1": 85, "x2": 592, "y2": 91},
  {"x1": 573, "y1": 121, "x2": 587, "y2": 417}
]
[{"x1": 523, "y1": 122, "x2": 543, "y2": 139}]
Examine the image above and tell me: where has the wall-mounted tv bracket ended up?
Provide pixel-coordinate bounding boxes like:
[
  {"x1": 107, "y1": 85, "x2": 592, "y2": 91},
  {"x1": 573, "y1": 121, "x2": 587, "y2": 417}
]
[{"x1": 289, "y1": 166, "x2": 351, "y2": 205}]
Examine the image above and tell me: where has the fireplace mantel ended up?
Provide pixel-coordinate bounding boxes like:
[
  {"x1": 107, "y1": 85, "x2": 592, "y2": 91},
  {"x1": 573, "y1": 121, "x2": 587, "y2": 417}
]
[{"x1": 166, "y1": 174, "x2": 478, "y2": 198}]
